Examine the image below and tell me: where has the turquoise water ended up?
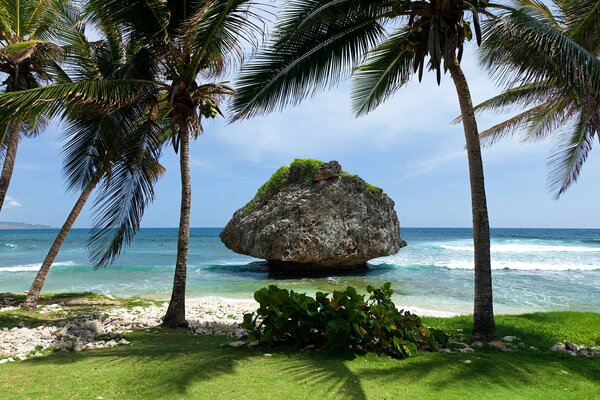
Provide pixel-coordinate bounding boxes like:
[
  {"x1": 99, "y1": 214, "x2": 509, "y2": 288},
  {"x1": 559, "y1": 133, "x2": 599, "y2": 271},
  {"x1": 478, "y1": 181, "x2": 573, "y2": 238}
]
[{"x1": 1, "y1": 228, "x2": 599, "y2": 315}]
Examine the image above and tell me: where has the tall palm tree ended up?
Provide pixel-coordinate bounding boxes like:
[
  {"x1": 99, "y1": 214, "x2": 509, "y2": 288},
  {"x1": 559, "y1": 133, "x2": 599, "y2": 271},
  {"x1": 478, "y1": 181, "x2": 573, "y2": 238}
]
[
  {"x1": 0, "y1": 0, "x2": 267, "y2": 327},
  {"x1": 476, "y1": 0, "x2": 600, "y2": 197},
  {"x1": 21, "y1": 8, "x2": 165, "y2": 310},
  {"x1": 87, "y1": 0, "x2": 267, "y2": 328},
  {"x1": 0, "y1": 0, "x2": 65, "y2": 211},
  {"x1": 232, "y1": 0, "x2": 503, "y2": 340}
]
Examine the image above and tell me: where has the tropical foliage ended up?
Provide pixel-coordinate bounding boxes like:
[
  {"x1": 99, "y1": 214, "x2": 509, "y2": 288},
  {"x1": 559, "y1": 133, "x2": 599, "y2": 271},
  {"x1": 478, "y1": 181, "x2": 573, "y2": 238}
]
[
  {"x1": 0, "y1": 0, "x2": 66, "y2": 211},
  {"x1": 20, "y1": 6, "x2": 165, "y2": 310},
  {"x1": 477, "y1": 0, "x2": 600, "y2": 198},
  {"x1": 242, "y1": 283, "x2": 447, "y2": 358}
]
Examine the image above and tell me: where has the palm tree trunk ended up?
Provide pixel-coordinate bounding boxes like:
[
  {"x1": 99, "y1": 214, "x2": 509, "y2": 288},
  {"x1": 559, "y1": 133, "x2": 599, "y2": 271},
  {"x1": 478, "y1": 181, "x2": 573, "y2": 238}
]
[
  {"x1": 21, "y1": 180, "x2": 97, "y2": 310},
  {"x1": 0, "y1": 120, "x2": 22, "y2": 212},
  {"x1": 448, "y1": 57, "x2": 497, "y2": 341},
  {"x1": 163, "y1": 127, "x2": 191, "y2": 328}
]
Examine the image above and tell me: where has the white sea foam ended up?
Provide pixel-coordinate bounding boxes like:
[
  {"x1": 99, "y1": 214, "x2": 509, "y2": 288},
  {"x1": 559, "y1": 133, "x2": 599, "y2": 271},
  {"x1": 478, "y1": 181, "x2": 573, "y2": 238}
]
[
  {"x1": 3, "y1": 243, "x2": 18, "y2": 248},
  {"x1": 441, "y1": 243, "x2": 600, "y2": 253},
  {"x1": 0, "y1": 261, "x2": 76, "y2": 272},
  {"x1": 372, "y1": 254, "x2": 600, "y2": 271},
  {"x1": 438, "y1": 260, "x2": 600, "y2": 271}
]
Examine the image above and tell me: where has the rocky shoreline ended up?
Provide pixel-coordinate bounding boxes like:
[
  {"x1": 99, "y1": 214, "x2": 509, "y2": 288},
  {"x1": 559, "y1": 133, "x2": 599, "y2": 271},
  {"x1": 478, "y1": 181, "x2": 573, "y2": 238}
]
[
  {"x1": 0, "y1": 297, "x2": 257, "y2": 363},
  {"x1": 1, "y1": 295, "x2": 599, "y2": 364}
]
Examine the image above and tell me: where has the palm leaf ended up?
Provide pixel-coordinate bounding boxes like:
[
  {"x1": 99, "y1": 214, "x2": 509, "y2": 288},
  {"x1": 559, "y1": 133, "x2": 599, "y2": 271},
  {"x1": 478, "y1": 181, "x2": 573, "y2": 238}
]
[
  {"x1": 231, "y1": 0, "x2": 386, "y2": 120},
  {"x1": 548, "y1": 113, "x2": 597, "y2": 198},
  {"x1": 88, "y1": 116, "x2": 166, "y2": 268},
  {"x1": 184, "y1": 0, "x2": 267, "y2": 76},
  {"x1": 480, "y1": 9, "x2": 600, "y2": 93},
  {"x1": 352, "y1": 28, "x2": 415, "y2": 116}
]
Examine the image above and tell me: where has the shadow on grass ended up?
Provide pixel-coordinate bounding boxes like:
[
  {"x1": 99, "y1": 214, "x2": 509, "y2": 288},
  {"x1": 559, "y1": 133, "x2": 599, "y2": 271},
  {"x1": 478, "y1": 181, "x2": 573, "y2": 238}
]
[
  {"x1": 356, "y1": 349, "x2": 600, "y2": 394},
  {"x1": 16, "y1": 330, "x2": 369, "y2": 399},
  {"x1": 278, "y1": 351, "x2": 367, "y2": 400}
]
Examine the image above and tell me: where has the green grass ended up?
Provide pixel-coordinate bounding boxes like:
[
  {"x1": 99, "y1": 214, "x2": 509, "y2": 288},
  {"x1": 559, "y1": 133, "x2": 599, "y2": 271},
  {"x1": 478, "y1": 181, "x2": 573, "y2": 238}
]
[{"x1": 1, "y1": 309, "x2": 598, "y2": 399}]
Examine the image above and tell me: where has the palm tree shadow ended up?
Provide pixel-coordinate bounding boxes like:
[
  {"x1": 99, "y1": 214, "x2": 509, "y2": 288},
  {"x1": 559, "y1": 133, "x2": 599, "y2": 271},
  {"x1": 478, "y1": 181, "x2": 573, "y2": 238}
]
[
  {"x1": 24, "y1": 331, "x2": 253, "y2": 396},
  {"x1": 278, "y1": 350, "x2": 367, "y2": 400}
]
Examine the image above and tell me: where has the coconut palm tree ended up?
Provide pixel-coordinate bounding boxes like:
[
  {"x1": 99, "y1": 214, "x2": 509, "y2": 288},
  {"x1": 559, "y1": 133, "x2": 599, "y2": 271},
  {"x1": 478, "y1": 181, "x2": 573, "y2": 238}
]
[
  {"x1": 232, "y1": 0, "x2": 504, "y2": 340},
  {"x1": 0, "y1": 0, "x2": 267, "y2": 327},
  {"x1": 476, "y1": 0, "x2": 600, "y2": 197},
  {"x1": 0, "y1": 0, "x2": 65, "y2": 211},
  {"x1": 20, "y1": 9, "x2": 165, "y2": 310}
]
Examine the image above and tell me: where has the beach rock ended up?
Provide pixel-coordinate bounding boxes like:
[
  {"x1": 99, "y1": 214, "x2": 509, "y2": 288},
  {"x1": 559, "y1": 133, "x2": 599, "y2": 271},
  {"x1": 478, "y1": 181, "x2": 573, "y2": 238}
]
[
  {"x1": 564, "y1": 341, "x2": 578, "y2": 351},
  {"x1": 220, "y1": 160, "x2": 404, "y2": 269},
  {"x1": 85, "y1": 320, "x2": 104, "y2": 336},
  {"x1": 550, "y1": 344, "x2": 567, "y2": 353},
  {"x1": 502, "y1": 336, "x2": 519, "y2": 343},
  {"x1": 448, "y1": 342, "x2": 471, "y2": 350}
]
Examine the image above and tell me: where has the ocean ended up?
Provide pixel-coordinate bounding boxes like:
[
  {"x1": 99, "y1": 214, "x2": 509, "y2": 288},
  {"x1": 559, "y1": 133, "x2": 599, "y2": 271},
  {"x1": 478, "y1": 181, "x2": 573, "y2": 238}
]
[{"x1": 1, "y1": 227, "x2": 599, "y2": 315}]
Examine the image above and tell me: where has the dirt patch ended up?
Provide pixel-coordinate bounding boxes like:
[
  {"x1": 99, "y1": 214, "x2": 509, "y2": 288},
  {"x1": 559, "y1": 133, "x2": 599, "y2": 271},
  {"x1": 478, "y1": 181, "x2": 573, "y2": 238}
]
[{"x1": 61, "y1": 298, "x2": 123, "y2": 306}]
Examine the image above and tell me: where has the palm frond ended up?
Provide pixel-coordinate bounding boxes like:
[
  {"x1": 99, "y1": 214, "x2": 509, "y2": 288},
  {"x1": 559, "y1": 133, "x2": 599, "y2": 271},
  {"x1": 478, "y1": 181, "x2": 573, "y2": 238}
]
[
  {"x1": 563, "y1": 0, "x2": 600, "y2": 53},
  {"x1": 479, "y1": 103, "x2": 548, "y2": 146},
  {"x1": 480, "y1": 9, "x2": 600, "y2": 94},
  {"x1": 184, "y1": 0, "x2": 268, "y2": 76},
  {"x1": 0, "y1": 79, "x2": 163, "y2": 121},
  {"x1": 472, "y1": 81, "x2": 555, "y2": 115},
  {"x1": 86, "y1": 0, "x2": 169, "y2": 46},
  {"x1": 352, "y1": 28, "x2": 414, "y2": 116},
  {"x1": 88, "y1": 116, "x2": 166, "y2": 268},
  {"x1": 231, "y1": 0, "x2": 386, "y2": 120},
  {"x1": 548, "y1": 113, "x2": 597, "y2": 198}
]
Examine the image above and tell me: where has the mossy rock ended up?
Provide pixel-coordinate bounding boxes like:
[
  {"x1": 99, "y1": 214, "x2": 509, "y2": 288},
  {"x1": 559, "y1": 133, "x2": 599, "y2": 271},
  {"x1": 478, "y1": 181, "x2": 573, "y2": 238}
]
[{"x1": 244, "y1": 159, "x2": 383, "y2": 212}]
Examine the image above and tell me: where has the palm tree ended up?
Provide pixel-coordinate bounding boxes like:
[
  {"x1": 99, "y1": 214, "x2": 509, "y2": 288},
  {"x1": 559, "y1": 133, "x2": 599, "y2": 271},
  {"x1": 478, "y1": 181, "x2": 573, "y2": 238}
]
[
  {"x1": 21, "y1": 9, "x2": 165, "y2": 310},
  {"x1": 0, "y1": 0, "x2": 267, "y2": 326},
  {"x1": 476, "y1": 0, "x2": 600, "y2": 197},
  {"x1": 0, "y1": 0, "x2": 64, "y2": 211},
  {"x1": 232, "y1": 0, "x2": 503, "y2": 340}
]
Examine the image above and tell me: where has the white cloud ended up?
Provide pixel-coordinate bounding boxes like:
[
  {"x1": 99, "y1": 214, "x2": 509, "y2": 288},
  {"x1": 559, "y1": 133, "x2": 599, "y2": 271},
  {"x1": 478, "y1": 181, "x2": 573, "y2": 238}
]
[{"x1": 5, "y1": 196, "x2": 22, "y2": 208}]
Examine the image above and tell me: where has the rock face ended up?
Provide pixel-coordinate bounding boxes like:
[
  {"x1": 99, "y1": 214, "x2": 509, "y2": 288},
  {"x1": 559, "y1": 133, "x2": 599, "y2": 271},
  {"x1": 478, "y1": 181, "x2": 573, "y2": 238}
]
[{"x1": 220, "y1": 159, "x2": 405, "y2": 269}]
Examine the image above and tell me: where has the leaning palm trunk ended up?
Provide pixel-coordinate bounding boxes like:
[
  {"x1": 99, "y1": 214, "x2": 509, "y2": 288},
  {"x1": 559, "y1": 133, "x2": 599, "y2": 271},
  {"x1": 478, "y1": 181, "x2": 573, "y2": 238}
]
[
  {"x1": 21, "y1": 180, "x2": 97, "y2": 310},
  {"x1": 163, "y1": 127, "x2": 191, "y2": 328},
  {"x1": 448, "y1": 57, "x2": 496, "y2": 340},
  {"x1": 0, "y1": 120, "x2": 22, "y2": 212}
]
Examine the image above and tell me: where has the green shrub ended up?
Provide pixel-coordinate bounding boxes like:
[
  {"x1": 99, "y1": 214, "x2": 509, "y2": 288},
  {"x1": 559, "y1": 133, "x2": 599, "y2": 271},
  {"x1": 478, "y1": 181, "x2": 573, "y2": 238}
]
[
  {"x1": 244, "y1": 166, "x2": 290, "y2": 211},
  {"x1": 288, "y1": 158, "x2": 325, "y2": 184},
  {"x1": 242, "y1": 283, "x2": 445, "y2": 358}
]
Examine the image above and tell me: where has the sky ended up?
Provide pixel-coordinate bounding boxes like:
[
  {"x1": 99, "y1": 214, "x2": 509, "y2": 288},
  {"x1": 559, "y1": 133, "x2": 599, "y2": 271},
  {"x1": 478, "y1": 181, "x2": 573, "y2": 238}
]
[{"x1": 1, "y1": 41, "x2": 599, "y2": 229}]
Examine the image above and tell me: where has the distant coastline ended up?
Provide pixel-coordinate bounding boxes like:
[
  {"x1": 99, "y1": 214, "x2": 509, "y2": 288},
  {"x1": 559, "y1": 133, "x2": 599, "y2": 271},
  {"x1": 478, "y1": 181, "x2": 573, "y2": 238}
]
[{"x1": 0, "y1": 221, "x2": 52, "y2": 229}]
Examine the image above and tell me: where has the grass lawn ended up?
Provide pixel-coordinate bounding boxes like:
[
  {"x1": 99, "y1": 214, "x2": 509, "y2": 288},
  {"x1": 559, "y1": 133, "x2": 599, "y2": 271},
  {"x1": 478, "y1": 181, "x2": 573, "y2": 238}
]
[{"x1": 0, "y1": 297, "x2": 598, "y2": 399}]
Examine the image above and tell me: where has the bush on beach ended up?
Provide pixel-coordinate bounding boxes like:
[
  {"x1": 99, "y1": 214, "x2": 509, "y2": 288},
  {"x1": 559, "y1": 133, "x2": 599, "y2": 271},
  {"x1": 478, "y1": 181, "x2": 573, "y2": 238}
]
[{"x1": 242, "y1": 283, "x2": 448, "y2": 358}]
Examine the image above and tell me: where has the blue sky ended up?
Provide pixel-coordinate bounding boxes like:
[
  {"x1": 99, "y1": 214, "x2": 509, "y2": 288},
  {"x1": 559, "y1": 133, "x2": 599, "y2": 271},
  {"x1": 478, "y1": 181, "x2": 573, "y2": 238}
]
[{"x1": 1, "y1": 42, "x2": 599, "y2": 229}]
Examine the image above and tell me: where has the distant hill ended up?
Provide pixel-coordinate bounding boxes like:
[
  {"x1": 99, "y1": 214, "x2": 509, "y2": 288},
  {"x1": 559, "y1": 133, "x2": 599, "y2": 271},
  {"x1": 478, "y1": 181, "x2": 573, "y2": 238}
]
[{"x1": 0, "y1": 221, "x2": 52, "y2": 229}]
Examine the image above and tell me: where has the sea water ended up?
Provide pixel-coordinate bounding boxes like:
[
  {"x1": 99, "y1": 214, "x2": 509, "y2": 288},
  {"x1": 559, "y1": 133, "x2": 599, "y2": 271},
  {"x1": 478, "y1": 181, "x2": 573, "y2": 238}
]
[{"x1": 1, "y1": 228, "x2": 599, "y2": 315}]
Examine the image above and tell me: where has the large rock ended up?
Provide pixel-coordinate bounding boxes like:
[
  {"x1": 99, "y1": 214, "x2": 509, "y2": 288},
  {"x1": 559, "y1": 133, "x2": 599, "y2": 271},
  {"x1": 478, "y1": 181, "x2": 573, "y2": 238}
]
[{"x1": 220, "y1": 159, "x2": 405, "y2": 269}]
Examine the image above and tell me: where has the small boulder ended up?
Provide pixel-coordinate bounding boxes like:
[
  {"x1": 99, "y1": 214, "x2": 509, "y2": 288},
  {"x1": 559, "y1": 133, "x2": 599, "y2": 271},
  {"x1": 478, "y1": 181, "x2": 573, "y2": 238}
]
[
  {"x1": 550, "y1": 343, "x2": 567, "y2": 353},
  {"x1": 314, "y1": 161, "x2": 342, "y2": 182},
  {"x1": 448, "y1": 342, "x2": 471, "y2": 350},
  {"x1": 564, "y1": 341, "x2": 578, "y2": 351}
]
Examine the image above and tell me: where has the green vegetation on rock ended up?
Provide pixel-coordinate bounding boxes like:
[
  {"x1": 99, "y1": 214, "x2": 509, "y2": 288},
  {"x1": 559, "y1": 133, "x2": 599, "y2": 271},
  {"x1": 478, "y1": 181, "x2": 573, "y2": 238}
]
[{"x1": 244, "y1": 159, "x2": 384, "y2": 212}]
